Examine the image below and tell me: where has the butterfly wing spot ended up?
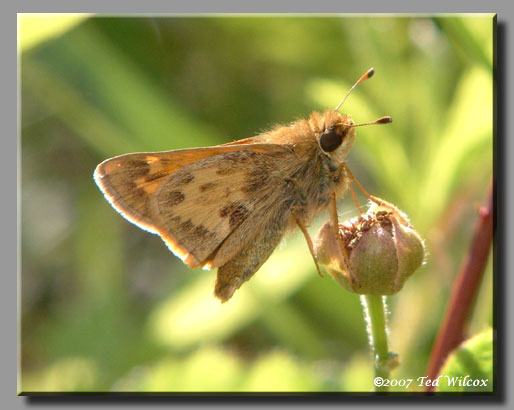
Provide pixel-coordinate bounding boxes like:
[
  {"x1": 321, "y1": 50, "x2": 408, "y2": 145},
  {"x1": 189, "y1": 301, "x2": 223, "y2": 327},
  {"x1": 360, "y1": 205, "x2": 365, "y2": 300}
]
[
  {"x1": 215, "y1": 150, "x2": 261, "y2": 176},
  {"x1": 199, "y1": 182, "x2": 218, "y2": 192},
  {"x1": 242, "y1": 168, "x2": 269, "y2": 194},
  {"x1": 173, "y1": 171, "x2": 195, "y2": 186},
  {"x1": 164, "y1": 190, "x2": 186, "y2": 206},
  {"x1": 219, "y1": 202, "x2": 250, "y2": 228},
  {"x1": 134, "y1": 171, "x2": 172, "y2": 195},
  {"x1": 118, "y1": 159, "x2": 151, "y2": 177},
  {"x1": 216, "y1": 167, "x2": 233, "y2": 176},
  {"x1": 170, "y1": 217, "x2": 193, "y2": 239},
  {"x1": 167, "y1": 215, "x2": 218, "y2": 257},
  {"x1": 144, "y1": 170, "x2": 171, "y2": 183}
]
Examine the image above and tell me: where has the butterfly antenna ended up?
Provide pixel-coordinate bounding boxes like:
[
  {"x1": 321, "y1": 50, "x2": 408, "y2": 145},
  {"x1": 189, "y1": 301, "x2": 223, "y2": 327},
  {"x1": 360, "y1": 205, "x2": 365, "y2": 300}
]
[
  {"x1": 348, "y1": 116, "x2": 393, "y2": 127},
  {"x1": 335, "y1": 67, "x2": 375, "y2": 112}
]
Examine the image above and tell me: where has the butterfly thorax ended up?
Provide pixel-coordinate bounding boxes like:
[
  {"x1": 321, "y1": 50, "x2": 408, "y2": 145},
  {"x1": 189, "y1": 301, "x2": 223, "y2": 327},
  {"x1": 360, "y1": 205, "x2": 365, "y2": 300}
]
[{"x1": 255, "y1": 110, "x2": 354, "y2": 227}]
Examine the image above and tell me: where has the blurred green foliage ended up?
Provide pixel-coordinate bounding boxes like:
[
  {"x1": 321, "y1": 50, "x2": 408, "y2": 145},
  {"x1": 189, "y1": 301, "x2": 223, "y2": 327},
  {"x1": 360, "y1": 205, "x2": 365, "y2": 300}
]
[
  {"x1": 20, "y1": 15, "x2": 494, "y2": 393},
  {"x1": 436, "y1": 327, "x2": 493, "y2": 392}
]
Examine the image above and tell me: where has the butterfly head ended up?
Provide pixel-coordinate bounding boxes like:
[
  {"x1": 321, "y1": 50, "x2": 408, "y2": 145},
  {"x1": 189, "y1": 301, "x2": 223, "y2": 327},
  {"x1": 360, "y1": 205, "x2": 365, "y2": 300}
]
[{"x1": 317, "y1": 111, "x2": 356, "y2": 165}]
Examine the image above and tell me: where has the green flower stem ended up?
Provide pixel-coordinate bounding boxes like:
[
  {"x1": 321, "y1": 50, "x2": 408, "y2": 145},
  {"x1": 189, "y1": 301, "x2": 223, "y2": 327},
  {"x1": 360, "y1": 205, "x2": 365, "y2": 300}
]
[{"x1": 362, "y1": 294, "x2": 390, "y2": 392}]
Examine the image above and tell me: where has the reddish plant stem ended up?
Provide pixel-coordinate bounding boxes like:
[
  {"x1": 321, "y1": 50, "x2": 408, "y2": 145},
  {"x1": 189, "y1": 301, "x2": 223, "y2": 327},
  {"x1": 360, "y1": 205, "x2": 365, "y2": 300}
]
[{"x1": 425, "y1": 181, "x2": 494, "y2": 392}]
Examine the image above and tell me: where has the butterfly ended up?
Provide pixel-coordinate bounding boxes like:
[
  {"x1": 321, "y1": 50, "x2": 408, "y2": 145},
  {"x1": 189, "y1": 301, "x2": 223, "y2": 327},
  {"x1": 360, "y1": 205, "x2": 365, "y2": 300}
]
[{"x1": 94, "y1": 68, "x2": 391, "y2": 302}]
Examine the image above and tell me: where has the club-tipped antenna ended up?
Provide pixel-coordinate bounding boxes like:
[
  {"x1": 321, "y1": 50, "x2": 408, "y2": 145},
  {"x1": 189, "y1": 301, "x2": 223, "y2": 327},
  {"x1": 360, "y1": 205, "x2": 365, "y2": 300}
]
[
  {"x1": 347, "y1": 115, "x2": 392, "y2": 128},
  {"x1": 335, "y1": 67, "x2": 375, "y2": 112}
]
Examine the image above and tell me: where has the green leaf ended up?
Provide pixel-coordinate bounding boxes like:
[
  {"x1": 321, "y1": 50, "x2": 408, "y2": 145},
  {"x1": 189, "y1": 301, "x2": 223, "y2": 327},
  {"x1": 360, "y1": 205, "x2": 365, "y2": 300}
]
[{"x1": 436, "y1": 327, "x2": 493, "y2": 392}]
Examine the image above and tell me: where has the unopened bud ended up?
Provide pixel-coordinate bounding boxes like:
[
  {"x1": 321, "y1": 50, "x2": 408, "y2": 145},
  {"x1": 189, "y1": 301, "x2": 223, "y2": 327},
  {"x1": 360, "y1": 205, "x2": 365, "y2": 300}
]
[{"x1": 314, "y1": 198, "x2": 425, "y2": 295}]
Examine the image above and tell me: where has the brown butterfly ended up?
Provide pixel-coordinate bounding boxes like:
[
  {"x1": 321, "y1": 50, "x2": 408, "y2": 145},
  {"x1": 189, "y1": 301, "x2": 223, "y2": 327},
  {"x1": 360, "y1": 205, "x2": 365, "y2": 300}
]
[{"x1": 94, "y1": 68, "x2": 391, "y2": 302}]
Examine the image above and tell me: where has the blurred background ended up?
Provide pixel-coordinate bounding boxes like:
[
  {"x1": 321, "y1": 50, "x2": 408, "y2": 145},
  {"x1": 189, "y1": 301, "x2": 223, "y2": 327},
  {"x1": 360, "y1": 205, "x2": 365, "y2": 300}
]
[{"x1": 20, "y1": 15, "x2": 493, "y2": 392}]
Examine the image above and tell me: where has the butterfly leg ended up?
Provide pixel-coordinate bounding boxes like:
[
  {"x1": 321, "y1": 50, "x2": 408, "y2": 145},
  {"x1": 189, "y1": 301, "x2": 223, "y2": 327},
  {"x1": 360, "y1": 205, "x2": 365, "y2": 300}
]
[
  {"x1": 328, "y1": 192, "x2": 361, "y2": 288},
  {"x1": 290, "y1": 207, "x2": 324, "y2": 278},
  {"x1": 341, "y1": 163, "x2": 385, "y2": 208}
]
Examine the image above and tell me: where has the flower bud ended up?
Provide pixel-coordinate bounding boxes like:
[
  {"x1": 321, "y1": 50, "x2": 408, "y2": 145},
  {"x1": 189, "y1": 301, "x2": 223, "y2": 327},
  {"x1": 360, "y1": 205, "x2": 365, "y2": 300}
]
[{"x1": 314, "y1": 198, "x2": 425, "y2": 295}]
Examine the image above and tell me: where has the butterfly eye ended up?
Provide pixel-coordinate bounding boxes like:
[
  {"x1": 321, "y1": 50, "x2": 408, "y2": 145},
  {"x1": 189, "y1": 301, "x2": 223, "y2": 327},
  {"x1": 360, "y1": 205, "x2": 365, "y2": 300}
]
[{"x1": 319, "y1": 128, "x2": 343, "y2": 153}]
